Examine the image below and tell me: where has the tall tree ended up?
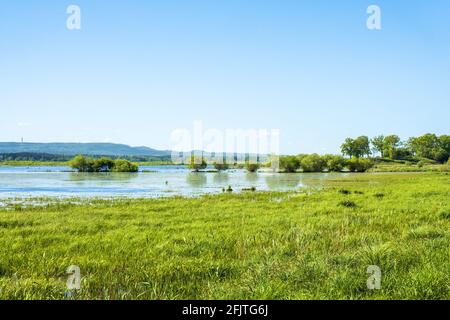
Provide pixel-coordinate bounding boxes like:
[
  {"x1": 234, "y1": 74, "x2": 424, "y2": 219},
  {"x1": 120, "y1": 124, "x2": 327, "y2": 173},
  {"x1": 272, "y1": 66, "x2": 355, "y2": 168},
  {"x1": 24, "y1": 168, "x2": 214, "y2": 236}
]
[
  {"x1": 408, "y1": 133, "x2": 449, "y2": 162},
  {"x1": 355, "y1": 136, "x2": 371, "y2": 158},
  {"x1": 341, "y1": 138, "x2": 356, "y2": 158},
  {"x1": 371, "y1": 135, "x2": 385, "y2": 157},
  {"x1": 341, "y1": 136, "x2": 370, "y2": 158},
  {"x1": 384, "y1": 135, "x2": 401, "y2": 159}
]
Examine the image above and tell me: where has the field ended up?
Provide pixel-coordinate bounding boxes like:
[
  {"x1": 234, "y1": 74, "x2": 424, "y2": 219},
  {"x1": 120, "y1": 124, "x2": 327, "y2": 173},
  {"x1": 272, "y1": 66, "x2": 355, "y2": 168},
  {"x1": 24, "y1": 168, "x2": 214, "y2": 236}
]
[
  {"x1": 370, "y1": 161, "x2": 449, "y2": 173},
  {"x1": 0, "y1": 173, "x2": 449, "y2": 300}
]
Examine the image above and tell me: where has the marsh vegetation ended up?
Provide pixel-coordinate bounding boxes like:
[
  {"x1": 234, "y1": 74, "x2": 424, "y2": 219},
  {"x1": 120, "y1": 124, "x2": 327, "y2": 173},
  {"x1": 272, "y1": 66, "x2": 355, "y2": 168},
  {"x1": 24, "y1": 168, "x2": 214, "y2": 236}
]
[{"x1": 0, "y1": 173, "x2": 448, "y2": 299}]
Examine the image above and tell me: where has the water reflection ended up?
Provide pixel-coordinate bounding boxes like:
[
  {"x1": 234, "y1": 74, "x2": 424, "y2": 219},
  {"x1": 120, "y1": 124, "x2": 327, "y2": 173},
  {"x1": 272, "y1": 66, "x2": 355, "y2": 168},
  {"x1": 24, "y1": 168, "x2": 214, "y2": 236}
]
[
  {"x1": 186, "y1": 172, "x2": 207, "y2": 188},
  {"x1": 212, "y1": 172, "x2": 229, "y2": 184},
  {"x1": 245, "y1": 173, "x2": 259, "y2": 184},
  {"x1": 0, "y1": 166, "x2": 359, "y2": 199},
  {"x1": 68, "y1": 172, "x2": 139, "y2": 182},
  {"x1": 265, "y1": 174, "x2": 301, "y2": 190}
]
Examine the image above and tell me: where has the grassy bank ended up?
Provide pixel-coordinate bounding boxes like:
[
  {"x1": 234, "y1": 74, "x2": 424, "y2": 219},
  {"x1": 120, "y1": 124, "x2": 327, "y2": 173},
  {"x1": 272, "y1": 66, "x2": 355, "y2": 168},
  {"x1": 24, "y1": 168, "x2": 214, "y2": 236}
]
[
  {"x1": 370, "y1": 162, "x2": 449, "y2": 173},
  {"x1": 0, "y1": 173, "x2": 449, "y2": 300}
]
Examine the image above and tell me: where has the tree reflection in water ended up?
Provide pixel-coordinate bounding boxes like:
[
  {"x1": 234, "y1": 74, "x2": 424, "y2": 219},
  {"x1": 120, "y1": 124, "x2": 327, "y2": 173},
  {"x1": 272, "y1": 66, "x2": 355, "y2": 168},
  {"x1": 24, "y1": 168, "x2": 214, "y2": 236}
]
[{"x1": 186, "y1": 172, "x2": 207, "y2": 188}]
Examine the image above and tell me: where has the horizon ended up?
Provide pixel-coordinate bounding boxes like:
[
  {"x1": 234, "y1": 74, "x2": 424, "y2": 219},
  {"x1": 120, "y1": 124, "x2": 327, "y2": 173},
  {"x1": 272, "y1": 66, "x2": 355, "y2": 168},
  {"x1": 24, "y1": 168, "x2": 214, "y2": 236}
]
[{"x1": 0, "y1": 130, "x2": 446, "y2": 156}]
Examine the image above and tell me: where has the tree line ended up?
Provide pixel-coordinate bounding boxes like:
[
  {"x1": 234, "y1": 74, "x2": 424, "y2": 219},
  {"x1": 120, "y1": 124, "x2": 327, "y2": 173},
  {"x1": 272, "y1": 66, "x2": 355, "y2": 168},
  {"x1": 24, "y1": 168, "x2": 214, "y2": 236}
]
[
  {"x1": 186, "y1": 133, "x2": 449, "y2": 173},
  {"x1": 341, "y1": 133, "x2": 450, "y2": 163}
]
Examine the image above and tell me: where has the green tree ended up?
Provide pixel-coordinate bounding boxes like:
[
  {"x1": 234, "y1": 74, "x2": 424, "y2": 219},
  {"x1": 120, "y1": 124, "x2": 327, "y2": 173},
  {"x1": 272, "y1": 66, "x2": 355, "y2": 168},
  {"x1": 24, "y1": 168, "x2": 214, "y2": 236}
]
[
  {"x1": 92, "y1": 157, "x2": 115, "y2": 172},
  {"x1": 371, "y1": 135, "x2": 385, "y2": 157},
  {"x1": 354, "y1": 136, "x2": 371, "y2": 158},
  {"x1": 341, "y1": 136, "x2": 371, "y2": 158},
  {"x1": 439, "y1": 135, "x2": 450, "y2": 162},
  {"x1": 300, "y1": 154, "x2": 326, "y2": 172},
  {"x1": 324, "y1": 154, "x2": 346, "y2": 172},
  {"x1": 341, "y1": 138, "x2": 356, "y2": 158},
  {"x1": 408, "y1": 133, "x2": 448, "y2": 162},
  {"x1": 111, "y1": 159, "x2": 138, "y2": 172},
  {"x1": 279, "y1": 156, "x2": 301, "y2": 173},
  {"x1": 346, "y1": 157, "x2": 374, "y2": 172},
  {"x1": 213, "y1": 162, "x2": 229, "y2": 171},
  {"x1": 383, "y1": 135, "x2": 401, "y2": 159},
  {"x1": 188, "y1": 155, "x2": 207, "y2": 172},
  {"x1": 245, "y1": 162, "x2": 260, "y2": 173},
  {"x1": 69, "y1": 155, "x2": 94, "y2": 172}
]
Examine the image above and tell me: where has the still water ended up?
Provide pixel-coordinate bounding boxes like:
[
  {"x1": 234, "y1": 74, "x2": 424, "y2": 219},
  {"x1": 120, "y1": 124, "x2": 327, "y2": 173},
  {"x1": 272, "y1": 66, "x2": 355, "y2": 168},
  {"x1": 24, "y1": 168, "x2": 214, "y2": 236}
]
[{"x1": 0, "y1": 166, "x2": 350, "y2": 199}]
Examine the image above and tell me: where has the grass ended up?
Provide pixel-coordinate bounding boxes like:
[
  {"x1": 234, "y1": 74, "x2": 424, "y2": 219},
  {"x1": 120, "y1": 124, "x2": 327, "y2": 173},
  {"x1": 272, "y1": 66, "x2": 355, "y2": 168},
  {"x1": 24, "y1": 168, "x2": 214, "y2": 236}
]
[
  {"x1": 0, "y1": 173, "x2": 449, "y2": 300},
  {"x1": 369, "y1": 162, "x2": 449, "y2": 173}
]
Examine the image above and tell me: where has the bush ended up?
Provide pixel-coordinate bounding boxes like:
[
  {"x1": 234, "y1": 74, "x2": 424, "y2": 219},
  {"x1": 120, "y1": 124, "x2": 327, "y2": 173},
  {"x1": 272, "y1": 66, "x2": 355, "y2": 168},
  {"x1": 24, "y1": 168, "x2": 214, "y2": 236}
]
[
  {"x1": 324, "y1": 155, "x2": 346, "y2": 172},
  {"x1": 69, "y1": 156, "x2": 138, "y2": 172},
  {"x1": 338, "y1": 200, "x2": 357, "y2": 208},
  {"x1": 213, "y1": 162, "x2": 229, "y2": 171},
  {"x1": 345, "y1": 157, "x2": 374, "y2": 172},
  {"x1": 92, "y1": 157, "x2": 115, "y2": 172},
  {"x1": 279, "y1": 156, "x2": 301, "y2": 173},
  {"x1": 111, "y1": 159, "x2": 138, "y2": 172},
  {"x1": 300, "y1": 154, "x2": 326, "y2": 172},
  {"x1": 417, "y1": 161, "x2": 425, "y2": 168},
  {"x1": 69, "y1": 155, "x2": 94, "y2": 172},
  {"x1": 245, "y1": 162, "x2": 260, "y2": 173},
  {"x1": 188, "y1": 155, "x2": 207, "y2": 172}
]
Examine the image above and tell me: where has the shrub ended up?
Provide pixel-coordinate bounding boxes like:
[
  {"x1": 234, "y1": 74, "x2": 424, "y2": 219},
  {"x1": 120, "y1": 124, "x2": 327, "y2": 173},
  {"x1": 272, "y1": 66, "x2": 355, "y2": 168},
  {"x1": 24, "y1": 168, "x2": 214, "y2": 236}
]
[
  {"x1": 279, "y1": 156, "x2": 301, "y2": 173},
  {"x1": 188, "y1": 155, "x2": 207, "y2": 172},
  {"x1": 339, "y1": 200, "x2": 357, "y2": 208},
  {"x1": 213, "y1": 162, "x2": 229, "y2": 171},
  {"x1": 325, "y1": 155, "x2": 346, "y2": 172},
  {"x1": 296, "y1": 154, "x2": 308, "y2": 163},
  {"x1": 92, "y1": 157, "x2": 115, "y2": 172},
  {"x1": 111, "y1": 159, "x2": 138, "y2": 172},
  {"x1": 439, "y1": 211, "x2": 450, "y2": 219},
  {"x1": 345, "y1": 157, "x2": 374, "y2": 172},
  {"x1": 69, "y1": 156, "x2": 138, "y2": 172},
  {"x1": 245, "y1": 162, "x2": 260, "y2": 173},
  {"x1": 300, "y1": 154, "x2": 326, "y2": 172},
  {"x1": 69, "y1": 155, "x2": 94, "y2": 172}
]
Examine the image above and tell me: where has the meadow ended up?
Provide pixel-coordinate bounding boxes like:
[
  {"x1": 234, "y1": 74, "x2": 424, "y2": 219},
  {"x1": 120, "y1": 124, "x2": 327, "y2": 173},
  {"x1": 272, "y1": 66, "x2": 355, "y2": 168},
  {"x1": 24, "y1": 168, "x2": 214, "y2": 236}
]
[{"x1": 0, "y1": 172, "x2": 449, "y2": 300}]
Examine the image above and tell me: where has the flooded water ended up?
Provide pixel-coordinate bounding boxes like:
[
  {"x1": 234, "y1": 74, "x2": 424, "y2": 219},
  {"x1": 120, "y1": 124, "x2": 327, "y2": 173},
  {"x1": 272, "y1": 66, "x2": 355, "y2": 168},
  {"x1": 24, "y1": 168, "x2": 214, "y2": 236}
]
[{"x1": 0, "y1": 165, "x2": 351, "y2": 199}]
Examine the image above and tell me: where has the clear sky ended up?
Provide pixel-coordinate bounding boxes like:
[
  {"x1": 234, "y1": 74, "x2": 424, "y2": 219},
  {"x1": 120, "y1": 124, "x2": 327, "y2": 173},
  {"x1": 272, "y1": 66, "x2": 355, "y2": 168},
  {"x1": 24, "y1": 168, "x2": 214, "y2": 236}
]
[{"x1": 1, "y1": 0, "x2": 449, "y2": 154}]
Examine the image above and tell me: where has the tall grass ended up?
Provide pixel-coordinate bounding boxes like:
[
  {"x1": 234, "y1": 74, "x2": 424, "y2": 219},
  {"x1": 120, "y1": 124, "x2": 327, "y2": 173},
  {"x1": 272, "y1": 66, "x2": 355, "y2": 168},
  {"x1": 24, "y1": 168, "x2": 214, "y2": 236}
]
[{"x1": 0, "y1": 173, "x2": 448, "y2": 300}]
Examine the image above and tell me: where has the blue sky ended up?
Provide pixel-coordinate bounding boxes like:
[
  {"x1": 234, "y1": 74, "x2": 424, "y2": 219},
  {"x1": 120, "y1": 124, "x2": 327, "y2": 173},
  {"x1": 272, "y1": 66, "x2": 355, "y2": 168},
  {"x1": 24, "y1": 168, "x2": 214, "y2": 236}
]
[{"x1": 1, "y1": 0, "x2": 449, "y2": 154}]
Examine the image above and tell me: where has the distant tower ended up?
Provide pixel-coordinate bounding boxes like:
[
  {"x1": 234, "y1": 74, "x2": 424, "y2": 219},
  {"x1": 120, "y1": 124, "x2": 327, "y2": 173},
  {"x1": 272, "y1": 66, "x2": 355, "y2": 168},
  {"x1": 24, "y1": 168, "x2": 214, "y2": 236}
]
[{"x1": 21, "y1": 137, "x2": 24, "y2": 143}]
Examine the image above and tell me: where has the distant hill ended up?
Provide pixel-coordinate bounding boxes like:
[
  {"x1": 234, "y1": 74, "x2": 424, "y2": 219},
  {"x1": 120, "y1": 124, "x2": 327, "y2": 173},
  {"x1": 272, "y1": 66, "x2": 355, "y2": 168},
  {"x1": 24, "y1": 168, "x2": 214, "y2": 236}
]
[{"x1": 0, "y1": 142, "x2": 171, "y2": 157}]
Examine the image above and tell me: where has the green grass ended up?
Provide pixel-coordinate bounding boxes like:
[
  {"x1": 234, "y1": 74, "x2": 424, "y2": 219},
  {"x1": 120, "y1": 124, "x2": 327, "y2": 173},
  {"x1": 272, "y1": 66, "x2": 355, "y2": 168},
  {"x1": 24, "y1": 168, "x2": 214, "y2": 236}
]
[
  {"x1": 370, "y1": 162, "x2": 449, "y2": 173},
  {"x1": 0, "y1": 173, "x2": 449, "y2": 300}
]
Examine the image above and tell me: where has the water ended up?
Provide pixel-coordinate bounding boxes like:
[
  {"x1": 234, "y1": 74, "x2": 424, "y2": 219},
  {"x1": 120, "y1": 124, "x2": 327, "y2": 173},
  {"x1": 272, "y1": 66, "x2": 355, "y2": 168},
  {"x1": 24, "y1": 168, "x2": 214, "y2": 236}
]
[{"x1": 0, "y1": 165, "x2": 351, "y2": 199}]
